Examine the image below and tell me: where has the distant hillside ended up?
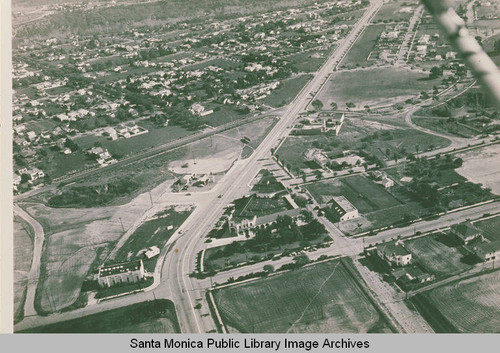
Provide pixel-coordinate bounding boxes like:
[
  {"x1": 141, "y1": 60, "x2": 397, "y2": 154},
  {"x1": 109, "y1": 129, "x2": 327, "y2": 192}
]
[{"x1": 14, "y1": 0, "x2": 319, "y2": 39}]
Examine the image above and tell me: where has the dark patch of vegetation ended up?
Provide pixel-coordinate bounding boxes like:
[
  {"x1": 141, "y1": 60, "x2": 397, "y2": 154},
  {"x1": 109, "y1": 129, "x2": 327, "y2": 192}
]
[
  {"x1": 48, "y1": 179, "x2": 139, "y2": 207},
  {"x1": 19, "y1": 299, "x2": 179, "y2": 333}
]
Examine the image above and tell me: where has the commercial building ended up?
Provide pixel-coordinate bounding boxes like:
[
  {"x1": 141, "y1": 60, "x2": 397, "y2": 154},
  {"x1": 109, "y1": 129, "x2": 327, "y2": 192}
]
[
  {"x1": 329, "y1": 196, "x2": 359, "y2": 222},
  {"x1": 97, "y1": 260, "x2": 146, "y2": 288}
]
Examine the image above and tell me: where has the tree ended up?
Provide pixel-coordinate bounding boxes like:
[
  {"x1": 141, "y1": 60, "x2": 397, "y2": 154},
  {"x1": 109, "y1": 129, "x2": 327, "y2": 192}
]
[
  {"x1": 429, "y1": 66, "x2": 443, "y2": 79},
  {"x1": 330, "y1": 101, "x2": 338, "y2": 110},
  {"x1": 293, "y1": 253, "x2": 310, "y2": 267},
  {"x1": 21, "y1": 173, "x2": 30, "y2": 183},
  {"x1": 312, "y1": 99, "x2": 323, "y2": 111},
  {"x1": 263, "y1": 265, "x2": 274, "y2": 273},
  {"x1": 346, "y1": 102, "x2": 355, "y2": 108}
]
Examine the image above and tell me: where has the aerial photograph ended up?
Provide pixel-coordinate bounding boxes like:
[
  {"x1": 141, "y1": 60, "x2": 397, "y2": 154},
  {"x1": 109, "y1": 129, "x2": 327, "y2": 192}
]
[{"x1": 10, "y1": 0, "x2": 500, "y2": 334}]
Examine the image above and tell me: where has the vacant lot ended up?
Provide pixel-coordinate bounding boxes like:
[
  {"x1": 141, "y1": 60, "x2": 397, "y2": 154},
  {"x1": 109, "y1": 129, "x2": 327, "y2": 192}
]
[
  {"x1": 74, "y1": 122, "x2": 193, "y2": 158},
  {"x1": 371, "y1": 2, "x2": 414, "y2": 23},
  {"x1": 405, "y1": 235, "x2": 472, "y2": 277},
  {"x1": 21, "y1": 300, "x2": 179, "y2": 333},
  {"x1": 25, "y1": 178, "x2": 172, "y2": 313},
  {"x1": 411, "y1": 117, "x2": 478, "y2": 138},
  {"x1": 412, "y1": 271, "x2": 500, "y2": 333},
  {"x1": 262, "y1": 74, "x2": 311, "y2": 108},
  {"x1": 307, "y1": 175, "x2": 401, "y2": 213},
  {"x1": 14, "y1": 217, "x2": 34, "y2": 323},
  {"x1": 317, "y1": 68, "x2": 437, "y2": 109},
  {"x1": 213, "y1": 259, "x2": 391, "y2": 333},
  {"x1": 113, "y1": 206, "x2": 193, "y2": 271},
  {"x1": 287, "y1": 50, "x2": 331, "y2": 73},
  {"x1": 456, "y1": 144, "x2": 500, "y2": 196},
  {"x1": 341, "y1": 24, "x2": 385, "y2": 67},
  {"x1": 474, "y1": 216, "x2": 500, "y2": 242}
]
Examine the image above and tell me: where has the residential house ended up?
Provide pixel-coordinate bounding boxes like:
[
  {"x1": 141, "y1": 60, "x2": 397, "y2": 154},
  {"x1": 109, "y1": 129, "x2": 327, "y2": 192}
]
[
  {"x1": 377, "y1": 240, "x2": 412, "y2": 266},
  {"x1": 451, "y1": 222, "x2": 483, "y2": 244},
  {"x1": 474, "y1": 241, "x2": 500, "y2": 262}
]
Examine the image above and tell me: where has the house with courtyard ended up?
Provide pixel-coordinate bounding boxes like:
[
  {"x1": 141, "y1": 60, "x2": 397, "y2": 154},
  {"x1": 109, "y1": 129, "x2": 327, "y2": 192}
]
[
  {"x1": 377, "y1": 240, "x2": 412, "y2": 266},
  {"x1": 451, "y1": 221, "x2": 484, "y2": 245},
  {"x1": 97, "y1": 260, "x2": 146, "y2": 288}
]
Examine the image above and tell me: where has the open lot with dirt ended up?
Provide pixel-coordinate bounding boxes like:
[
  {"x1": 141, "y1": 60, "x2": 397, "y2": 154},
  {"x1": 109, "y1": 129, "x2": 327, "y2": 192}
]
[
  {"x1": 405, "y1": 234, "x2": 472, "y2": 277},
  {"x1": 21, "y1": 300, "x2": 179, "y2": 333},
  {"x1": 213, "y1": 259, "x2": 391, "y2": 333},
  {"x1": 316, "y1": 68, "x2": 438, "y2": 109},
  {"x1": 14, "y1": 216, "x2": 34, "y2": 323},
  {"x1": 411, "y1": 271, "x2": 500, "y2": 333},
  {"x1": 169, "y1": 117, "x2": 276, "y2": 175},
  {"x1": 456, "y1": 144, "x2": 500, "y2": 196},
  {"x1": 23, "y1": 178, "x2": 177, "y2": 313}
]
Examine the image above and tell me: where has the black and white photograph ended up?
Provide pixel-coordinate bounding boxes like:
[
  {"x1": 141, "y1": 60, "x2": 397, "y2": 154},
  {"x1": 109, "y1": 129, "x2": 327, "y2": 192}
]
[{"x1": 3, "y1": 0, "x2": 500, "y2": 340}]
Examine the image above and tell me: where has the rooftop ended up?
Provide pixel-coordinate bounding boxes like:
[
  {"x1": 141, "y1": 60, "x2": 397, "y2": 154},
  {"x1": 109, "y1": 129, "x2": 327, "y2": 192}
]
[
  {"x1": 476, "y1": 240, "x2": 500, "y2": 254},
  {"x1": 377, "y1": 240, "x2": 411, "y2": 257},
  {"x1": 330, "y1": 196, "x2": 357, "y2": 214},
  {"x1": 98, "y1": 260, "x2": 143, "y2": 278},
  {"x1": 452, "y1": 222, "x2": 482, "y2": 237}
]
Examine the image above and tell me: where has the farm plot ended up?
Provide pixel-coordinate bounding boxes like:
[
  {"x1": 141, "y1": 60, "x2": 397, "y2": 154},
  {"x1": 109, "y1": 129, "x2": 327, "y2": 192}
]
[
  {"x1": 405, "y1": 235, "x2": 472, "y2": 277},
  {"x1": 13, "y1": 217, "x2": 34, "y2": 323},
  {"x1": 412, "y1": 271, "x2": 500, "y2": 333},
  {"x1": 21, "y1": 300, "x2": 179, "y2": 333},
  {"x1": 474, "y1": 216, "x2": 500, "y2": 243},
  {"x1": 316, "y1": 68, "x2": 437, "y2": 109},
  {"x1": 213, "y1": 259, "x2": 391, "y2": 333}
]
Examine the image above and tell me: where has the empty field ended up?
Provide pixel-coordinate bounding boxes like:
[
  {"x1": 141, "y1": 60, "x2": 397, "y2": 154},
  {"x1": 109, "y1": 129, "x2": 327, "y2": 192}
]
[
  {"x1": 306, "y1": 175, "x2": 401, "y2": 213},
  {"x1": 262, "y1": 74, "x2": 311, "y2": 108},
  {"x1": 412, "y1": 271, "x2": 500, "y2": 333},
  {"x1": 341, "y1": 24, "x2": 385, "y2": 67},
  {"x1": 14, "y1": 217, "x2": 34, "y2": 323},
  {"x1": 474, "y1": 216, "x2": 500, "y2": 242},
  {"x1": 21, "y1": 300, "x2": 179, "y2": 333},
  {"x1": 405, "y1": 235, "x2": 472, "y2": 277},
  {"x1": 317, "y1": 68, "x2": 438, "y2": 109},
  {"x1": 213, "y1": 259, "x2": 391, "y2": 333},
  {"x1": 112, "y1": 205, "x2": 193, "y2": 271}
]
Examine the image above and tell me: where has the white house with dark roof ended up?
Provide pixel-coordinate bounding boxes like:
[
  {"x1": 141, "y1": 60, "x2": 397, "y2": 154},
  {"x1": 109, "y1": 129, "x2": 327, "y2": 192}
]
[
  {"x1": 474, "y1": 241, "x2": 500, "y2": 262},
  {"x1": 377, "y1": 240, "x2": 412, "y2": 266}
]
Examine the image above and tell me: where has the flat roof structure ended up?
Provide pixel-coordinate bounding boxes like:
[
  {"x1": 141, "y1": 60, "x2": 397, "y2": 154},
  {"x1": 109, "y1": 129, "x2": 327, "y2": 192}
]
[{"x1": 98, "y1": 260, "x2": 143, "y2": 278}]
